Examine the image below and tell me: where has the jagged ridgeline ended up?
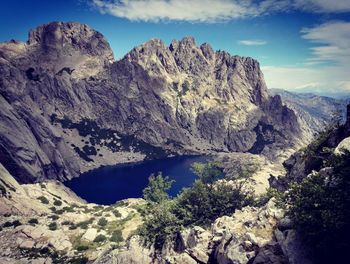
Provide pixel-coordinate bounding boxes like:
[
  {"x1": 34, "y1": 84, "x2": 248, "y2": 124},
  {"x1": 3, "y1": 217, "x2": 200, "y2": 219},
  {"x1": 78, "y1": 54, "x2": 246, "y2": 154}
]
[{"x1": 0, "y1": 22, "x2": 301, "y2": 183}]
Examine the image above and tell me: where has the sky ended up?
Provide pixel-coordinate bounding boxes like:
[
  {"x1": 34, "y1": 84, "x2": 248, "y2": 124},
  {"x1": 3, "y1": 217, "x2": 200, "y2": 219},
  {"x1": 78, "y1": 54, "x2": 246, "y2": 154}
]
[{"x1": 1, "y1": 0, "x2": 350, "y2": 97}]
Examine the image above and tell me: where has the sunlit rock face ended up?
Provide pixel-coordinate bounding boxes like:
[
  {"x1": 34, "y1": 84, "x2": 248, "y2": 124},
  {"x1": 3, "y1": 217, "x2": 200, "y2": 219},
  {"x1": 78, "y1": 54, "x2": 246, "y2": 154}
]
[{"x1": 0, "y1": 22, "x2": 301, "y2": 183}]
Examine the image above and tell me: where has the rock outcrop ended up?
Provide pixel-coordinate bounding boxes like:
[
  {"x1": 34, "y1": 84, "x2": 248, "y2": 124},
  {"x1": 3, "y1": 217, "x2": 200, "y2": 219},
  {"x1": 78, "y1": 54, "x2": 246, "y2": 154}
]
[
  {"x1": 0, "y1": 22, "x2": 301, "y2": 183},
  {"x1": 270, "y1": 104, "x2": 350, "y2": 191},
  {"x1": 0, "y1": 162, "x2": 144, "y2": 263},
  {"x1": 93, "y1": 199, "x2": 311, "y2": 264},
  {"x1": 269, "y1": 88, "x2": 348, "y2": 143}
]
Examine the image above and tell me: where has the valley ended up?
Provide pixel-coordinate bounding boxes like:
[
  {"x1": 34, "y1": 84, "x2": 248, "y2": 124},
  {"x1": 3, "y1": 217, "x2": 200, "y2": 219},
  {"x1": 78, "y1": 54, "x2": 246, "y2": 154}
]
[{"x1": 0, "y1": 21, "x2": 349, "y2": 264}]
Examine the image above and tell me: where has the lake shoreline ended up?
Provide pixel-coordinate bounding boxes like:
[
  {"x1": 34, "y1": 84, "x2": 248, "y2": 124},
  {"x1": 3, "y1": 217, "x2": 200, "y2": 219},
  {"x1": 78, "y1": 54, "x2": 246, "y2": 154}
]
[{"x1": 64, "y1": 155, "x2": 210, "y2": 205}]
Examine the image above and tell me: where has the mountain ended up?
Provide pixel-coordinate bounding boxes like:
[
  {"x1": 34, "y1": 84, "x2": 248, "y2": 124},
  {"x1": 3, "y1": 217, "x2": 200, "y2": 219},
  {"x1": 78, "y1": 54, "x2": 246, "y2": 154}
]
[
  {"x1": 269, "y1": 88, "x2": 348, "y2": 141},
  {"x1": 0, "y1": 22, "x2": 301, "y2": 183}
]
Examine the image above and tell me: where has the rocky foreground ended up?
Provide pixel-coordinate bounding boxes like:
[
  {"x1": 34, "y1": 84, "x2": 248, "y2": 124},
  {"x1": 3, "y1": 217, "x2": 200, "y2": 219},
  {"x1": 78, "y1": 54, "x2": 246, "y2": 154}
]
[
  {"x1": 0, "y1": 155, "x2": 295, "y2": 264},
  {"x1": 0, "y1": 162, "x2": 145, "y2": 263}
]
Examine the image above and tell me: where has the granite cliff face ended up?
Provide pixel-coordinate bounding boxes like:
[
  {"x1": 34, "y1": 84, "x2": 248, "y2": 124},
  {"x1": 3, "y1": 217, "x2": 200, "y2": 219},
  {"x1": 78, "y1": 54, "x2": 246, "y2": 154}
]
[{"x1": 0, "y1": 22, "x2": 301, "y2": 183}]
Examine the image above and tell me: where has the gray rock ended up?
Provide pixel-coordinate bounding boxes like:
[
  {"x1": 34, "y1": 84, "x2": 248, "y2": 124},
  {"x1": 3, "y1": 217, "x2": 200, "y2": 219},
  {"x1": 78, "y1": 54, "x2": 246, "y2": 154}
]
[{"x1": 274, "y1": 229, "x2": 312, "y2": 264}]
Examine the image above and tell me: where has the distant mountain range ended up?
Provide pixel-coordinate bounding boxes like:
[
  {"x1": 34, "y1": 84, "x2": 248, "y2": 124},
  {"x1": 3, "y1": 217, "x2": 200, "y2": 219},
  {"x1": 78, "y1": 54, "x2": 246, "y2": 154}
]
[{"x1": 269, "y1": 88, "x2": 349, "y2": 140}]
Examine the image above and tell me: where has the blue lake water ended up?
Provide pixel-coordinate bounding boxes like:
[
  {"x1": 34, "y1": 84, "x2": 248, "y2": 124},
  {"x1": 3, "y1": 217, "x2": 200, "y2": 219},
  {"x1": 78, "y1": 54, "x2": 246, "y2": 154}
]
[{"x1": 64, "y1": 155, "x2": 208, "y2": 205}]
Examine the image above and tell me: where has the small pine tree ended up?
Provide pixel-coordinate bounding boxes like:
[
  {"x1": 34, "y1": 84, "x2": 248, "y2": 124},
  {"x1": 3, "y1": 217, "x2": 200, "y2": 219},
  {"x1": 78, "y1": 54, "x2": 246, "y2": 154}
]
[{"x1": 143, "y1": 173, "x2": 174, "y2": 204}]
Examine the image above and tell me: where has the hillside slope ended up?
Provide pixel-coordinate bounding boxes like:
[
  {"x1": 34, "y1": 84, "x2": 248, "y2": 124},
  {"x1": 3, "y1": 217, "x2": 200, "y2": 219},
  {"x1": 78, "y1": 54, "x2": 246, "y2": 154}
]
[{"x1": 269, "y1": 88, "x2": 348, "y2": 141}]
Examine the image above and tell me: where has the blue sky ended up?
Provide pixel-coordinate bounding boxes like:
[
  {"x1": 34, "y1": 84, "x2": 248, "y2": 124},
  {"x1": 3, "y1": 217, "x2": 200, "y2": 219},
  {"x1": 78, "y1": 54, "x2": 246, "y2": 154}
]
[{"x1": 1, "y1": 0, "x2": 350, "y2": 96}]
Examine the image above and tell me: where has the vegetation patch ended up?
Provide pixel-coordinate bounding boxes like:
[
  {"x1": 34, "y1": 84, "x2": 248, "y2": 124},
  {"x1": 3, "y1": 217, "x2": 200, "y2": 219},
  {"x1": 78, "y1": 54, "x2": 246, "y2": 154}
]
[
  {"x1": 75, "y1": 218, "x2": 95, "y2": 229},
  {"x1": 50, "y1": 115, "x2": 171, "y2": 160},
  {"x1": 280, "y1": 150, "x2": 350, "y2": 263},
  {"x1": 48, "y1": 222, "x2": 58, "y2": 231},
  {"x1": 3, "y1": 220, "x2": 22, "y2": 228},
  {"x1": 112, "y1": 209, "x2": 122, "y2": 218},
  {"x1": 53, "y1": 199, "x2": 62, "y2": 206},
  {"x1": 110, "y1": 230, "x2": 123, "y2": 243},
  {"x1": 93, "y1": 234, "x2": 107, "y2": 243},
  {"x1": 114, "y1": 200, "x2": 129, "y2": 207},
  {"x1": 28, "y1": 218, "x2": 39, "y2": 225},
  {"x1": 97, "y1": 217, "x2": 108, "y2": 227},
  {"x1": 139, "y1": 162, "x2": 253, "y2": 250},
  {"x1": 48, "y1": 215, "x2": 59, "y2": 221},
  {"x1": 37, "y1": 196, "x2": 49, "y2": 204}
]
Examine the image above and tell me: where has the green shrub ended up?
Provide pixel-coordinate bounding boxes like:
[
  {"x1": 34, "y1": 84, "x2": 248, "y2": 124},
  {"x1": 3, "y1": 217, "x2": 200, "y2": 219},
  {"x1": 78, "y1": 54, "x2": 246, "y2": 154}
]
[
  {"x1": 113, "y1": 209, "x2": 122, "y2": 218},
  {"x1": 97, "y1": 217, "x2": 108, "y2": 227},
  {"x1": 143, "y1": 172, "x2": 174, "y2": 203},
  {"x1": 93, "y1": 234, "x2": 106, "y2": 243},
  {"x1": 138, "y1": 162, "x2": 252, "y2": 250},
  {"x1": 282, "y1": 151, "x2": 350, "y2": 263},
  {"x1": 76, "y1": 244, "x2": 89, "y2": 251},
  {"x1": 3, "y1": 220, "x2": 22, "y2": 228},
  {"x1": 62, "y1": 206, "x2": 75, "y2": 213},
  {"x1": 115, "y1": 200, "x2": 128, "y2": 207},
  {"x1": 12, "y1": 220, "x2": 22, "y2": 227},
  {"x1": 110, "y1": 230, "x2": 123, "y2": 242},
  {"x1": 191, "y1": 161, "x2": 224, "y2": 184},
  {"x1": 139, "y1": 201, "x2": 180, "y2": 249},
  {"x1": 76, "y1": 218, "x2": 95, "y2": 229},
  {"x1": 28, "y1": 218, "x2": 39, "y2": 225},
  {"x1": 0, "y1": 183, "x2": 6, "y2": 196},
  {"x1": 69, "y1": 225, "x2": 78, "y2": 230},
  {"x1": 53, "y1": 200, "x2": 62, "y2": 206},
  {"x1": 48, "y1": 222, "x2": 58, "y2": 231},
  {"x1": 61, "y1": 220, "x2": 73, "y2": 226},
  {"x1": 48, "y1": 215, "x2": 59, "y2": 221},
  {"x1": 181, "y1": 80, "x2": 190, "y2": 95},
  {"x1": 37, "y1": 196, "x2": 49, "y2": 204},
  {"x1": 74, "y1": 240, "x2": 90, "y2": 252}
]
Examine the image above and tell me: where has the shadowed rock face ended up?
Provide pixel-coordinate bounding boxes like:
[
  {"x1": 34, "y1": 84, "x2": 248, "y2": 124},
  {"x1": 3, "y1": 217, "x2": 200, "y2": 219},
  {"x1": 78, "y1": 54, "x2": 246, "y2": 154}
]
[{"x1": 0, "y1": 22, "x2": 301, "y2": 183}]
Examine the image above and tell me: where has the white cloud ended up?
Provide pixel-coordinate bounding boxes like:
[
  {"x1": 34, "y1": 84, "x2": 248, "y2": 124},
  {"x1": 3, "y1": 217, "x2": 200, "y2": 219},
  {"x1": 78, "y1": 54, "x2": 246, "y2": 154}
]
[
  {"x1": 91, "y1": 0, "x2": 350, "y2": 23},
  {"x1": 238, "y1": 40, "x2": 267, "y2": 46},
  {"x1": 294, "y1": 0, "x2": 350, "y2": 13},
  {"x1": 262, "y1": 64, "x2": 350, "y2": 95},
  {"x1": 262, "y1": 21, "x2": 350, "y2": 95},
  {"x1": 92, "y1": 0, "x2": 253, "y2": 23},
  {"x1": 301, "y1": 21, "x2": 350, "y2": 65}
]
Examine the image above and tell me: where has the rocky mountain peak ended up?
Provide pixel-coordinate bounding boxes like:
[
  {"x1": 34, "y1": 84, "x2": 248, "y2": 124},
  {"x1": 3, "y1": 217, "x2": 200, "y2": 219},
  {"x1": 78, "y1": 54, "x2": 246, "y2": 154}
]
[
  {"x1": 27, "y1": 22, "x2": 113, "y2": 60},
  {"x1": 0, "y1": 21, "x2": 115, "y2": 77},
  {"x1": 200, "y1": 42, "x2": 215, "y2": 60},
  {"x1": 178, "y1": 36, "x2": 196, "y2": 47}
]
